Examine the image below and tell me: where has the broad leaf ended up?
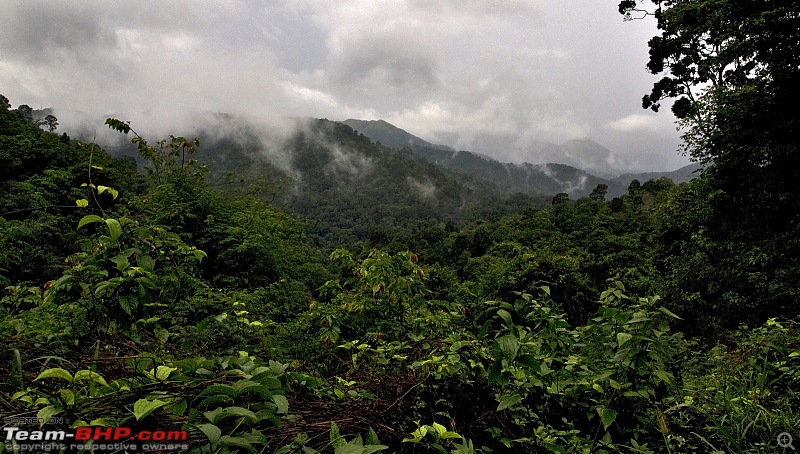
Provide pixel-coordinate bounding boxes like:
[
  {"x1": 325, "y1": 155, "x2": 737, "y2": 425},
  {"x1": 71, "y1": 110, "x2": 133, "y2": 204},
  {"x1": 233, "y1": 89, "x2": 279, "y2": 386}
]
[
  {"x1": 133, "y1": 398, "x2": 168, "y2": 420},
  {"x1": 77, "y1": 215, "x2": 104, "y2": 229},
  {"x1": 496, "y1": 394, "x2": 522, "y2": 411},
  {"x1": 105, "y1": 218, "x2": 123, "y2": 240},
  {"x1": 196, "y1": 423, "x2": 222, "y2": 444},
  {"x1": 35, "y1": 368, "x2": 73, "y2": 383},
  {"x1": 271, "y1": 394, "x2": 289, "y2": 414},
  {"x1": 37, "y1": 406, "x2": 64, "y2": 427},
  {"x1": 73, "y1": 370, "x2": 108, "y2": 386},
  {"x1": 214, "y1": 406, "x2": 258, "y2": 424},
  {"x1": 596, "y1": 407, "x2": 618, "y2": 431}
]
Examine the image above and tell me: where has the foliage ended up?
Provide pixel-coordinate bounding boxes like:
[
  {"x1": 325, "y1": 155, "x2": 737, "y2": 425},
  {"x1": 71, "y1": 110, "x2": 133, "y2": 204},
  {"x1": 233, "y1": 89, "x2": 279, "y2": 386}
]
[
  {"x1": 619, "y1": 0, "x2": 800, "y2": 329},
  {"x1": 2, "y1": 86, "x2": 799, "y2": 453}
]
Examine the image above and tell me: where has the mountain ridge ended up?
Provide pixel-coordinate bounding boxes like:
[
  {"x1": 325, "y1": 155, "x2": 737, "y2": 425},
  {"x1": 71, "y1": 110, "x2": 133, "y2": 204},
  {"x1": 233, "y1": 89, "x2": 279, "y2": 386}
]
[{"x1": 339, "y1": 118, "x2": 699, "y2": 198}]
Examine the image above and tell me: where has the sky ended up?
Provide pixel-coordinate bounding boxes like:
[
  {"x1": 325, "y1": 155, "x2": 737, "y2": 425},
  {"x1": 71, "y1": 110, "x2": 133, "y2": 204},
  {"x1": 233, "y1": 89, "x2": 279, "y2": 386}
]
[{"x1": 0, "y1": 1, "x2": 690, "y2": 172}]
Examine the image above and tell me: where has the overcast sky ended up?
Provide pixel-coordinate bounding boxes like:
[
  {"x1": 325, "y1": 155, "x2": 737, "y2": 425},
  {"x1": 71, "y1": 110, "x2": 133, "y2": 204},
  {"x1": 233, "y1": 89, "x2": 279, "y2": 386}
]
[{"x1": 0, "y1": 1, "x2": 690, "y2": 172}]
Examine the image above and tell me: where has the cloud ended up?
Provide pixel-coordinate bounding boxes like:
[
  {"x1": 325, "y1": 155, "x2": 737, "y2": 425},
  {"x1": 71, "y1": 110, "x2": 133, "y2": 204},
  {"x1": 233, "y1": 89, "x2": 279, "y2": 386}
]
[
  {"x1": 0, "y1": 0, "x2": 690, "y2": 172},
  {"x1": 605, "y1": 113, "x2": 666, "y2": 133}
]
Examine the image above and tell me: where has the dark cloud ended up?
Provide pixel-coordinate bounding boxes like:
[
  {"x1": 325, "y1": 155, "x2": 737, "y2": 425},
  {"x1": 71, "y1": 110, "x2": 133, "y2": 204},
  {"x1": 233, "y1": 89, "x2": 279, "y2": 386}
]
[{"x1": 0, "y1": 3, "x2": 116, "y2": 64}]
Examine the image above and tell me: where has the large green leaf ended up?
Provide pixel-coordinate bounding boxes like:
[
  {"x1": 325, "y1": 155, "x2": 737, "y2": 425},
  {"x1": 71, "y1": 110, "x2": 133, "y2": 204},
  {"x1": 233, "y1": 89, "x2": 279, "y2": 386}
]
[
  {"x1": 73, "y1": 370, "x2": 108, "y2": 386},
  {"x1": 213, "y1": 406, "x2": 258, "y2": 424},
  {"x1": 37, "y1": 406, "x2": 64, "y2": 428},
  {"x1": 497, "y1": 309, "x2": 514, "y2": 327},
  {"x1": 77, "y1": 215, "x2": 104, "y2": 229},
  {"x1": 216, "y1": 435, "x2": 257, "y2": 453},
  {"x1": 596, "y1": 407, "x2": 618, "y2": 431},
  {"x1": 271, "y1": 394, "x2": 289, "y2": 414},
  {"x1": 105, "y1": 218, "x2": 123, "y2": 240},
  {"x1": 154, "y1": 365, "x2": 177, "y2": 381},
  {"x1": 35, "y1": 368, "x2": 73, "y2": 383},
  {"x1": 495, "y1": 335, "x2": 519, "y2": 361},
  {"x1": 616, "y1": 332, "x2": 633, "y2": 348},
  {"x1": 198, "y1": 384, "x2": 237, "y2": 398},
  {"x1": 196, "y1": 423, "x2": 222, "y2": 444},
  {"x1": 652, "y1": 369, "x2": 674, "y2": 385},
  {"x1": 133, "y1": 398, "x2": 168, "y2": 421},
  {"x1": 496, "y1": 394, "x2": 522, "y2": 411}
]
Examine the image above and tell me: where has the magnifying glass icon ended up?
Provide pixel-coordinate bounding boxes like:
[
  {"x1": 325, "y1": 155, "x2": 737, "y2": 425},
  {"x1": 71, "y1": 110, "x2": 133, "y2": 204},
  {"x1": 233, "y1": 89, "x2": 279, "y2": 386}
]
[{"x1": 778, "y1": 432, "x2": 796, "y2": 450}]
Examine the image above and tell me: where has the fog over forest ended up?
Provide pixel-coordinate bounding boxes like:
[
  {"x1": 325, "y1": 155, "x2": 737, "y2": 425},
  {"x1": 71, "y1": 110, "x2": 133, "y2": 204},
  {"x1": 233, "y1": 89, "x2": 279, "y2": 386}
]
[{"x1": 1, "y1": 1, "x2": 688, "y2": 173}]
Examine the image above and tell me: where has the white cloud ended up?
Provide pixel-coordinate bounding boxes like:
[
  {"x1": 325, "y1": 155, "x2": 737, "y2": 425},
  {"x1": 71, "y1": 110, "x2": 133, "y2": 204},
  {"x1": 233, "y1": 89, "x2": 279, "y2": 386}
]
[
  {"x1": 0, "y1": 0, "x2": 690, "y2": 171},
  {"x1": 605, "y1": 113, "x2": 666, "y2": 133}
]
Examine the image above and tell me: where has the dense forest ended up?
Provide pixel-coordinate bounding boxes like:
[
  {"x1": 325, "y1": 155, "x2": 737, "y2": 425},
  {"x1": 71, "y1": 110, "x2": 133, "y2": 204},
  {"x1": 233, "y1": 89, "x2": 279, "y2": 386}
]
[{"x1": 2, "y1": 1, "x2": 799, "y2": 453}]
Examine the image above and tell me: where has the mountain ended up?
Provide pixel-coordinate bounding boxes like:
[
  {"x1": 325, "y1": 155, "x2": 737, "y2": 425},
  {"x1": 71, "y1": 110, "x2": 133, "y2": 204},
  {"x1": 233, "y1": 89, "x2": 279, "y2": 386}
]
[
  {"x1": 341, "y1": 119, "x2": 453, "y2": 151},
  {"x1": 615, "y1": 163, "x2": 703, "y2": 186},
  {"x1": 340, "y1": 119, "x2": 626, "y2": 197},
  {"x1": 166, "y1": 117, "x2": 547, "y2": 247}
]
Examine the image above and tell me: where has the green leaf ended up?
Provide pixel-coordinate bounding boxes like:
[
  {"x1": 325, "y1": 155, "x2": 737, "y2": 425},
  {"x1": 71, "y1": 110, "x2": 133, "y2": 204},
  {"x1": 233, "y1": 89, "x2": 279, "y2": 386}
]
[
  {"x1": 496, "y1": 394, "x2": 522, "y2": 411},
  {"x1": 109, "y1": 255, "x2": 130, "y2": 271},
  {"x1": 617, "y1": 332, "x2": 633, "y2": 348},
  {"x1": 658, "y1": 307, "x2": 683, "y2": 320},
  {"x1": 35, "y1": 368, "x2": 73, "y2": 383},
  {"x1": 76, "y1": 199, "x2": 89, "y2": 208},
  {"x1": 132, "y1": 398, "x2": 168, "y2": 420},
  {"x1": 542, "y1": 441, "x2": 566, "y2": 453},
  {"x1": 330, "y1": 422, "x2": 346, "y2": 448},
  {"x1": 653, "y1": 369, "x2": 674, "y2": 385},
  {"x1": 77, "y1": 215, "x2": 105, "y2": 229},
  {"x1": 73, "y1": 370, "x2": 108, "y2": 386},
  {"x1": 196, "y1": 423, "x2": 222, "y2": 444},
  {"x1": 214, "y1": 406, "x2": 259, "y2": 424},
  {"x1": 105, "y1": 218, "x2": 123, "y2": 240},
  {"x1": 365, "y1": 428, "x2": 381, "y2": 446},
  {"x1": 402, "y1": 426, "x2": 427, "y2": 443},
  {"x1": 596, "y1": 407, "x2": 618, "y2": 431},
  {"x1": 495, "y1": 335, "x2": 519, "y2": 361},
  {"x1": 199, "y1": 384, "x2": 237, "y2": 398},
  {"x1": 37, "y1": 406, "x2": 64, "y2": 427},
  {"x1": 197, "y1": 394, "x2": 234, "y2": 408},
  {"x1": 271, "y1": 394, "x2": 289, "y2": 414},
  {"x1": 497, "y1": 309, "x2": 514, "y2": 327},
  {"x1": 155, "y1": 366, "x2": 177, "y2": 381},
  {"x1": 59, "y1": 389, "x2": 75, "y2": 406},
  {"x1": 217, "y1": 435, "x2": 257, "y2": 453}
]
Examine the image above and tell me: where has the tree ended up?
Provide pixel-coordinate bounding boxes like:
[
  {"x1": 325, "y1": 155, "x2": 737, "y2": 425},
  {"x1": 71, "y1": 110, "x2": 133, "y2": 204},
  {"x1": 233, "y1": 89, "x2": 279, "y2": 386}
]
[
  {"x1": 43, "y1": 114, "x2": 58, "y2": 132},
  {"x1": 589, "y1": 183, "x2": 608, "y2": 201},
  {"x1": 16, "y1": 104, "x2": 33, "y2": 122},
  {"x1": 620, "y1": 0, "x2": 800, "y2": 327}
]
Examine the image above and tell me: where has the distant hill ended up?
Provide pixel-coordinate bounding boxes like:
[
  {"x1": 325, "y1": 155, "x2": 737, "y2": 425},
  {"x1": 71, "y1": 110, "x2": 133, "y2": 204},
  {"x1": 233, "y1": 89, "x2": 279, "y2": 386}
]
[
  {"x1": 340, "y1": 119, "x2": 627, "y2": 197},
  {"x1": 340, "y1": 118, "x2": 705, "y2": 197},
  {"x1": 341, "y1": 119, "x2": 453, "y2": 151},
  {"x1": 615, "y1": 163, "x2": 703, "y2": 186}
]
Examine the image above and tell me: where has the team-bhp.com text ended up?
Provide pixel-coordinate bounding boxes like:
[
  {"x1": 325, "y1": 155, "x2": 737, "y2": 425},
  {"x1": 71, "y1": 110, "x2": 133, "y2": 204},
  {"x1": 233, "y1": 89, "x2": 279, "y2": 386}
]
[{"x1": 4, "y1": 426, "x2": 189, "y2": 452}]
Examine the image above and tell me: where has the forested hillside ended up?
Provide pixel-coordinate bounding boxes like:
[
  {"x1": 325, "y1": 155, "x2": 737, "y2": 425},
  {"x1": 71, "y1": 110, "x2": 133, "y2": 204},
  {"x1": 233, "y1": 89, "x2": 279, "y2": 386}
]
[
  {"x1": 341, "y1": 119, "x2": 630, "y2": 198},
  {"x1": 1, "y1": 1, "x2": 799, "y2": 452}
]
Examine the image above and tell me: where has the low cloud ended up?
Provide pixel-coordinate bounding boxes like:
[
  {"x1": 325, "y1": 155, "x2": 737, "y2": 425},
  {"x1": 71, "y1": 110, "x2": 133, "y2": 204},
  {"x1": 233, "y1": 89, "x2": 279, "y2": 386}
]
[
  {"x1": 1, "y1": 0, "x2": 690, "y2": 172},
  {"x1": 605, "y1": 113, "x2": 666, "y2": 133}
]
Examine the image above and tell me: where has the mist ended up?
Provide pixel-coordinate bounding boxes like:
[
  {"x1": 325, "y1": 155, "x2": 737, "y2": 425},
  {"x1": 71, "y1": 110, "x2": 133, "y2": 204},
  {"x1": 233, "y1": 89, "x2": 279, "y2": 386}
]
[{"x1": 1, "y1": 1, "x2": 691, "y2": 174}]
